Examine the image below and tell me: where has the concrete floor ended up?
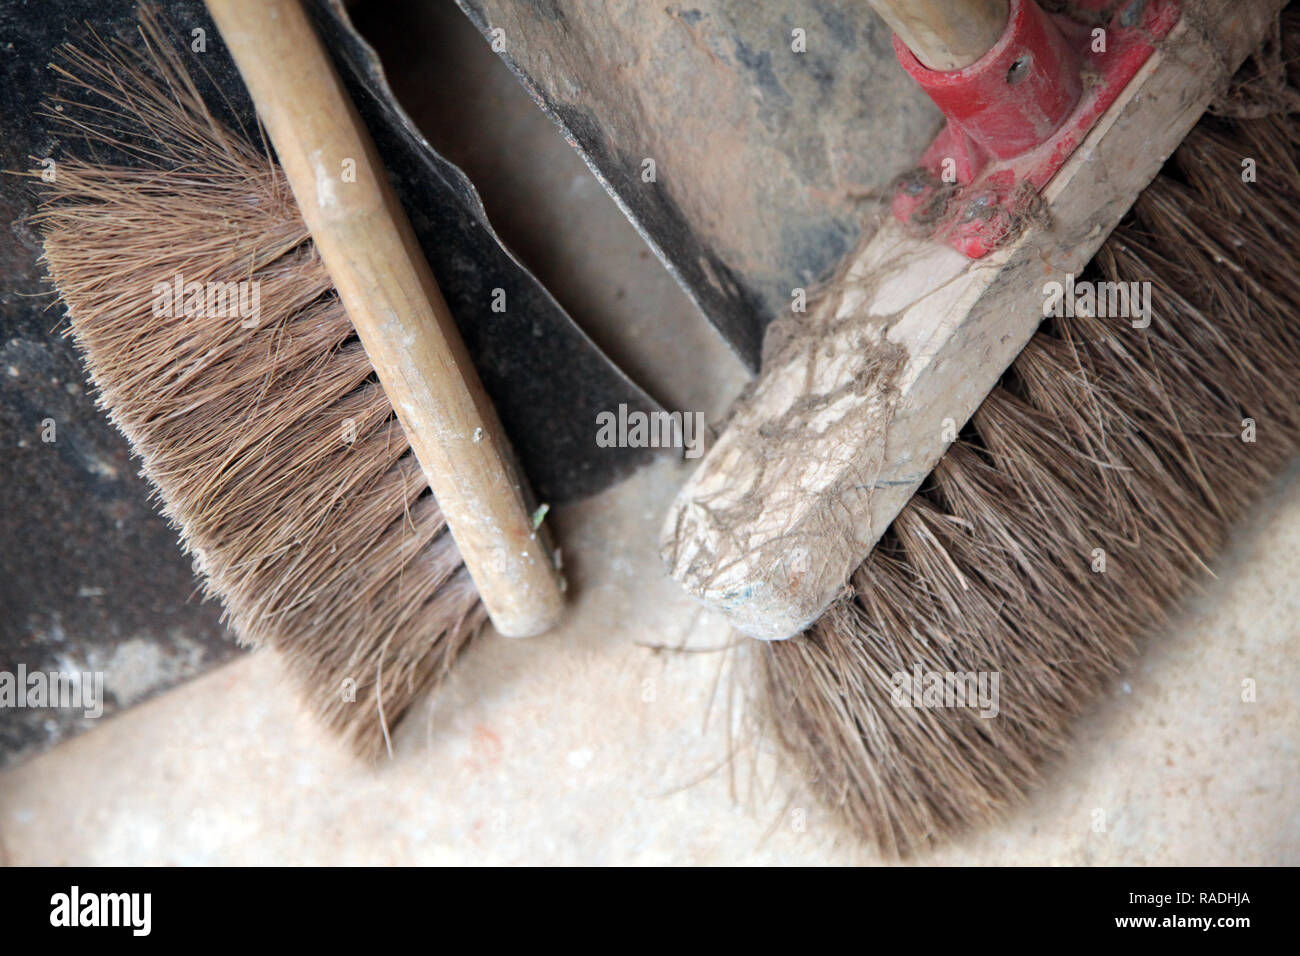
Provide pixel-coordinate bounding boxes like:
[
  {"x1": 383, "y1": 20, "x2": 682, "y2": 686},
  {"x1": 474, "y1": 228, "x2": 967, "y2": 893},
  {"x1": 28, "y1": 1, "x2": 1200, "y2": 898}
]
[
  {"x1": 1, "y1": 1, "x2": 1297, "y2": 865},
  {"x1": 2, "y1": 454, "x2": 1298, "y2": 865}
]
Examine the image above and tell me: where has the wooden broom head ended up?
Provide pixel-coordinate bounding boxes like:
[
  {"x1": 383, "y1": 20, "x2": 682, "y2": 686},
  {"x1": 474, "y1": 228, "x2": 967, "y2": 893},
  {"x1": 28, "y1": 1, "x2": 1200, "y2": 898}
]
[
  {"x1": 36, "y1": 5, "x2": 485, "y2": 759},
  {"x1": 757, "y1": 57, "x2": 1300, "y2": 856}
]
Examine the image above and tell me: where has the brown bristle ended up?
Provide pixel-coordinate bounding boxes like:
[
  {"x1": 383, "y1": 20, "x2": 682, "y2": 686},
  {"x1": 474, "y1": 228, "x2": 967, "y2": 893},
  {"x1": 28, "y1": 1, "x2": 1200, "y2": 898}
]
[
  {"x1": 759, "y1": 106, "x2": 1300, "y2": 855},
  {"x1": 36, "y1": 7, "x2": 485, "y2": 759}
]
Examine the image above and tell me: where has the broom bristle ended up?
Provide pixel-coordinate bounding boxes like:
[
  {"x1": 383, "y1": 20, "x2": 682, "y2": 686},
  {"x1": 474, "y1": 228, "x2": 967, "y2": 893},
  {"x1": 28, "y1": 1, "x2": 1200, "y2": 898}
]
[
  {"x1": 759, "y1": 73, "x2": 1300, "y2": 854},
  {"x1": 36, "y1": 7, "x2": 485, "y2": 758}
]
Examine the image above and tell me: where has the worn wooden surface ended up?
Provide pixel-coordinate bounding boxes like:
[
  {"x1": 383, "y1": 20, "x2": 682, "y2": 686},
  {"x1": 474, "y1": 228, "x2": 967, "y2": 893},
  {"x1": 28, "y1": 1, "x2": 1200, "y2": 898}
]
[
  {"x1": 663, "y1": 0, "x2": 1285, "y2": 640},
  {"x1": 867, "y1": 0, "x2": 1009, "y2": 69},
  {"x1": 207, "y1": 0, "x2": 565, "y2": 636}
]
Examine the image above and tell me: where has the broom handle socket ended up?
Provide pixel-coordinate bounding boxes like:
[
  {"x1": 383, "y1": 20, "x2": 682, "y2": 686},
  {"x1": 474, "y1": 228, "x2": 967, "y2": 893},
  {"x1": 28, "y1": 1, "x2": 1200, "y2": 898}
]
[
  {"x1": 204, "y1": 0, "x2": 565, "y2": 637},
  {"x1": 867, "y1": 0, "x2": 1009, "y2": 70}
]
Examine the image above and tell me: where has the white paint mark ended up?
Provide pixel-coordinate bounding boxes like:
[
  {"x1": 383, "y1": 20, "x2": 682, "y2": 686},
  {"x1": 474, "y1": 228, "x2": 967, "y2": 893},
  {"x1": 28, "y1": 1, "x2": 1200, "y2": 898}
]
[
  {"x1": 310, "y1": 149, "x2": 336, "y2": 210},
  {"x1": 566, "y1": 748, "x2": 594, "y2": 770}
]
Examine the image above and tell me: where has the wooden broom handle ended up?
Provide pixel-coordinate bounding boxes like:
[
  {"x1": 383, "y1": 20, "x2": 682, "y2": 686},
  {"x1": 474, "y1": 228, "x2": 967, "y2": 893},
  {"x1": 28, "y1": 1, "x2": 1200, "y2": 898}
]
[
  {"x1": 204, "y1": 0, "x2": 564, "y2": 637},
  {"x1": 867, "y1": 0, "x2": 1009, "y2": 70}
]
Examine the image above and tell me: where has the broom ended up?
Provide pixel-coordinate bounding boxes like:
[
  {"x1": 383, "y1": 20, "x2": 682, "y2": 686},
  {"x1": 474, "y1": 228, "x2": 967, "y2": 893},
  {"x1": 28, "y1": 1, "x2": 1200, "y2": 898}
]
[
  {"x1": 34, "y1": 0, "x2": 565, "y2": 758},
  {"x1": 663, "y1": 0, "x2": 1299, "y2": 855}
]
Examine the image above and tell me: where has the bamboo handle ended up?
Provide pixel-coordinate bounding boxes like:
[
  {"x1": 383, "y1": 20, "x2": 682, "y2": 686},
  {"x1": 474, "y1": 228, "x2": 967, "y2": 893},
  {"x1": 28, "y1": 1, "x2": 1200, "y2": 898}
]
[
  {"x1": 867, "y1": 0, "x2": 1009, "y2": 70},
  {"x1": 205, "y1": 0, "x2": 564, "y2": 637}
]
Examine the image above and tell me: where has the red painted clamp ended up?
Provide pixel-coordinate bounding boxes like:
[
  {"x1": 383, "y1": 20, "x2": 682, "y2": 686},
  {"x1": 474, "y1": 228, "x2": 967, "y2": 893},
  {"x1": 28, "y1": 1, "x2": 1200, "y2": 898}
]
[{"x1": 890, "y1": 0, "x2": 1180, "y2": 258}]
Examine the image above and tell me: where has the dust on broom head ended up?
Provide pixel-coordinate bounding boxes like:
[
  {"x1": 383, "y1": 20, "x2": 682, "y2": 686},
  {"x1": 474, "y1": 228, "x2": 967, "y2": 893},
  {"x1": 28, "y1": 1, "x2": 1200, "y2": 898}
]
[
  {"x1": 757, "y1": 64, "x2": 1300, "y2": 855},
  {"x1": 35, "y1": 6, "x2": 485, "y2": 759}
]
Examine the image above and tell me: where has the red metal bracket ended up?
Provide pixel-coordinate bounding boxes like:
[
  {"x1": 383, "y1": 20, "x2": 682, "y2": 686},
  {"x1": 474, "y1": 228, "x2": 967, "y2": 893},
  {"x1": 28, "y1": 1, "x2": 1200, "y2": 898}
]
[{"x1": 890, "y1": 0, "x2": 1180, "y2": 258}]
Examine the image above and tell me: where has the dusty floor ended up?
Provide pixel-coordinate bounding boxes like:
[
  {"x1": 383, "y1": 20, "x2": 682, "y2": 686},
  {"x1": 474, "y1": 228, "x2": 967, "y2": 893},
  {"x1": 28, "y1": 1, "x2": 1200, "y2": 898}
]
[
  {"x1": 2, "y1": 454, "x2": 1298, "y2": 865},
  {"x1": 1, "y1": 1, "x2": 1297, "y2": 865}
]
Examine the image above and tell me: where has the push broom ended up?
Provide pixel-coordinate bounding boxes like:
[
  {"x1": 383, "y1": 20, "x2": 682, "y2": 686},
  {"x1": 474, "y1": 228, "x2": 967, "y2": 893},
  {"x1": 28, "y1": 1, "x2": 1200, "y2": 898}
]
[
  {"x1": 662, "y1": 0, "x2": 1299, "y2": 854},
  {"x1": 36, "y1": 0, "x2": 565, "y2": 757}
]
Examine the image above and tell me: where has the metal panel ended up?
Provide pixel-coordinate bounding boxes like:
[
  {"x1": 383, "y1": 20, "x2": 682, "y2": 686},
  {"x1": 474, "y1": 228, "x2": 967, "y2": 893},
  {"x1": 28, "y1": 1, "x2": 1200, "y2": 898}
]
[{"x1": 456, "y1": 0, "x2": 941, "y2": 367}]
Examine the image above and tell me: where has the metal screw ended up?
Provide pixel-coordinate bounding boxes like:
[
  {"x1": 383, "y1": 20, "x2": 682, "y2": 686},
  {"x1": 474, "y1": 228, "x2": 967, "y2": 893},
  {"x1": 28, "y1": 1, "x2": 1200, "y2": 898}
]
[
  {"x1": 1120, "y1": 0, "x2": 1148, "y2": 29},
  {"x1": 1006, "y1": 55, "x2": 1031, "y2": 85}
]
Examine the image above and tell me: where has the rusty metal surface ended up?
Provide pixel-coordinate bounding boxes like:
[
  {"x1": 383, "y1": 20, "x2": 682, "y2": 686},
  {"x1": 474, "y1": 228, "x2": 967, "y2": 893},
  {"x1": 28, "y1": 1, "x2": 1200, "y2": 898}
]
[{"x1": 455, "y1": 0, "x2": 942, "y2": 368}]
